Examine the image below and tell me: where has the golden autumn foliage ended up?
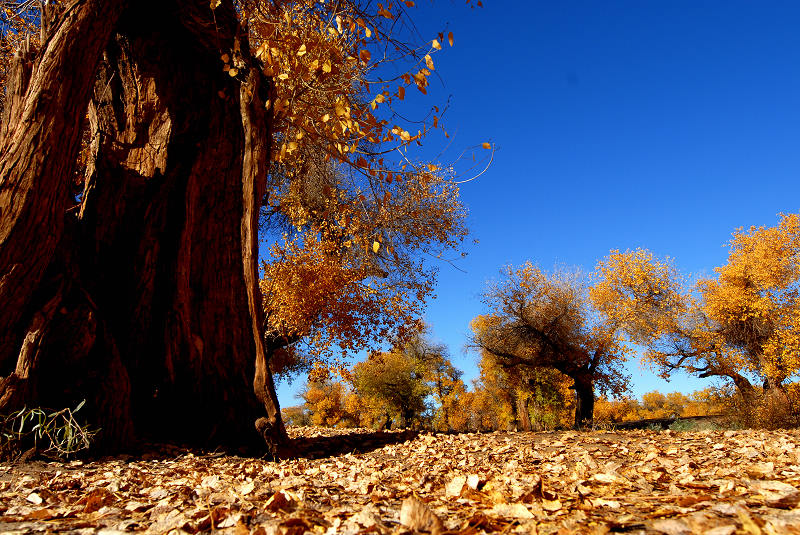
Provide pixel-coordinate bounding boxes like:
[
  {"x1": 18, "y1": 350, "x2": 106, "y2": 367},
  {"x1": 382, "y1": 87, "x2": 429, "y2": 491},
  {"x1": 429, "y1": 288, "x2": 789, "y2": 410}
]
[
  {"x1": 592, "y1": 214, "x2": 800, "y2": 427},
  {"x1": 471, "y1": 263, "x2": 632, "y2": 428},
  {"x1": 300, "y1": 376, "x2": 362, "y2": 427},
  {"x1": 260, "y1": 166, "x2": 467, "y2": 374},
  {"x1": 593, "y1": 388, "x2": 731, "y2": 425},
  {"x1": 471, "y1": 349, "x2": 575, "y2": 431},
  {"x1": 350, "y1": 331, "x2": 463, "y2": 429},
  {"x1": 294, "y1": 331, "x2": 478, "y2": 431},
  {"x1": 249, "y1": 0, "x2": 473, "y2": 376},
  {"x1": 240, "y1": 0, "x2": 464, "y2": 169}
]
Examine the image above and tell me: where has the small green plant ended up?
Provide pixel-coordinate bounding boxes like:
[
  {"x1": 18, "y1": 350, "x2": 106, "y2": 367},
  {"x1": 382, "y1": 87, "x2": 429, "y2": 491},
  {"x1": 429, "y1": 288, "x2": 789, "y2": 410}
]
[
  {"x1": 668, "y1": 418, "x2": 724, "y2": 432},
  {"x1": 668, "y1": 419, "x2": 697, "y2": 432},
  {"x1": 1, "y1": 400, "x2": 99, "y2": 459}
]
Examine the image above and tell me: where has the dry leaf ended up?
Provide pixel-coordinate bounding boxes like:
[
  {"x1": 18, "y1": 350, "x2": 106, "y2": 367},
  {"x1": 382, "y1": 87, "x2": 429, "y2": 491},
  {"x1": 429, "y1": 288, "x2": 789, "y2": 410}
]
[
  {"x1": 651, "y1": 518, "x2": 691, "y2": 535},
  {"x1": 749, "y1": 480, "x2": 800, "y2": 509},
  {"x1": 541, "y1": 498, "x2": 562, "y2": 512},
  {"x1": 400, "y1": 496, "x2": 445, "y2": 534},
  {"x1": 264, "y1": 490, "x2": 297, "y2": 512},
  {"x1": 490, "y1": 503, "x2": 534, "y2": 519},
  {"x1": 445, "y1": 475, "x2": 466, "y2": 497}
]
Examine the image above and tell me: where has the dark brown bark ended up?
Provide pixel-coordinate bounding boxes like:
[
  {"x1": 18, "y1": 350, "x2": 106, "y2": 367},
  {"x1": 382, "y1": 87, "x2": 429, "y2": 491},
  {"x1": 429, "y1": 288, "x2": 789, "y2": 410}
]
[
  {"x1": 0, "y1": 0, "x2": 287, "y2": 454},
  {"x1": 0, "y1": 0, "x2": 122, "y2": 370},
  {"x1": 573, "y1": 376, "x2": 595, "y2": 429},
  {"x1": 729, "y1": 372, "x2": 758, "y2": 404}
]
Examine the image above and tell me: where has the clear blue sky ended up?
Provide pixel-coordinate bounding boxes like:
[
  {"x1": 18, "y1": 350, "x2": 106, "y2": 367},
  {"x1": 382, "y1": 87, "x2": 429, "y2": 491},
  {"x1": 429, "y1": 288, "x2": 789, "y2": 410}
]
[{"x1": 277, "y1": 1, "x2": 800, "y2": 406}]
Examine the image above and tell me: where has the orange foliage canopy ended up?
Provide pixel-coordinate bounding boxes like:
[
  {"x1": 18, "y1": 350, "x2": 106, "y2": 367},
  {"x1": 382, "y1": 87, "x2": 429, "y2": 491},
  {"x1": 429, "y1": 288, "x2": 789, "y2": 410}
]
[{"x1": 250, "y1": 0, "x2": 473, "y2": 373}]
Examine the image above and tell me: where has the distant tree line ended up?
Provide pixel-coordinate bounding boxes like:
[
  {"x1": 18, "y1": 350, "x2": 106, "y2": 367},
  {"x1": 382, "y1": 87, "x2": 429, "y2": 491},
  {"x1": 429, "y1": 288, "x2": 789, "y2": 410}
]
[{"x1": 284, "y1": 213, "x2": 800, "y2": 431}]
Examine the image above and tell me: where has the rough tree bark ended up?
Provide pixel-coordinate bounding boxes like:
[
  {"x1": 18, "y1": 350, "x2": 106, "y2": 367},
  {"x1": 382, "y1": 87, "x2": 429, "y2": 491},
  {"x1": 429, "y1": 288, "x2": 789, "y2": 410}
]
[
  {"x1": 0, "y1": 0, "x2": 287, "y2": 454},
  {"x1": 572, "y1": 376, "x2": 595, "y2": 429},
  {"x1": 514, "y1": 394, "x2": 532, "y2": 432}
]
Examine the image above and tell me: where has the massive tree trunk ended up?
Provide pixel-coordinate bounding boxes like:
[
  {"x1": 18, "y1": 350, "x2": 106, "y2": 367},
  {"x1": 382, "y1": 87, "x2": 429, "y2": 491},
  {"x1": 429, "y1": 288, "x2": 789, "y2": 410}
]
[{"x1": 0, "y1": 0, "x2": 287, "y2": 454}]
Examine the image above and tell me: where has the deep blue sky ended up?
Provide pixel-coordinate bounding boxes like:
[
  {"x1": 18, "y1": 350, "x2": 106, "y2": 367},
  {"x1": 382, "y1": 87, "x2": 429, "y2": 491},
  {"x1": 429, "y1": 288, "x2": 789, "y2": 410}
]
[{"x1": 277, "y1": 1, "x2": 800, "y2": 406}]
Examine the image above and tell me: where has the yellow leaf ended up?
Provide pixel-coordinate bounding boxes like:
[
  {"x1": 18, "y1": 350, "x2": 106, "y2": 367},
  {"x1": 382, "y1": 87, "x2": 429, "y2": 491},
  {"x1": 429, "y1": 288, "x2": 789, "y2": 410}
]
[
  {"x1": 228, "y1": 68, "x2": 239, "y2": 77},
  {"x1": 322, "y1": 61, "x2": 332, "y2": 73},
  {"x1": 220, "y1": 53, "x2": 230, "y2": 63},
  {"x1": 482, "y1": 142, "x2": 491, "y2": 149},
  {"x1": 297, "y1": 44, "x2": 307, "y2": 56},
  {"x1": 373, "y1": 241, "x2": 380, "y2": 253},
  {"x1": 432, "y1": 39, "x2": 441, "y2": 50},
  {"x1": 277, "y1": 73, "x2": 289, "y2": 80},
  {"x1": 365, "y1": 27, "x2": 372, "y2": 38},
  {"x1": 424, "y1": 54, "x2": 434, "y2": 70},
  {"x1": 448, "y1": 31, "x2": 454, "y2": 46},
  {"x1": 210, "y1": 0, "x2": 221, "y2": 9}
]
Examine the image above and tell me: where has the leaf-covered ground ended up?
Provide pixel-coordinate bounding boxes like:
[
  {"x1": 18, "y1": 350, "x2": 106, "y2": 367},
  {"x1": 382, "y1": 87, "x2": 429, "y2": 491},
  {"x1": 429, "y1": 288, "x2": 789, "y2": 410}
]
[{"x1": 1, "y1": 427, "x2": 799, "y2": 534}]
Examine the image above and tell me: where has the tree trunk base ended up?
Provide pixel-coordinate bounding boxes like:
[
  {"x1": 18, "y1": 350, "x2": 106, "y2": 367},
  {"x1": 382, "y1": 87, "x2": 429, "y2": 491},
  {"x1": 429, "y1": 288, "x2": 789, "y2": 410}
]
[{"x1": 0, "y1": 0, "x2": 286, "y2": 454}]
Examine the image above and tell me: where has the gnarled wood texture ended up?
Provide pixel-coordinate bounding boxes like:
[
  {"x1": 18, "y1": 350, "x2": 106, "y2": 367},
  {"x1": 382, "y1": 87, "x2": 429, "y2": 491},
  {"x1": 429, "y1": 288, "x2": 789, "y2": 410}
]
[{"x1": 0, "y1": 0, "x2": 287, "y2": 454}]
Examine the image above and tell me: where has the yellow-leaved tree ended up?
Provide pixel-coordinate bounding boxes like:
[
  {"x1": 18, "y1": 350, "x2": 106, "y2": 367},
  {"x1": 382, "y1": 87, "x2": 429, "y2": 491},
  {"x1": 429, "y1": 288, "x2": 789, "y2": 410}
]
[
  {"x1": 472, "y1": 349, "x2": 574, "y2": 431},
  {"x1": 351, "y1": 330, "x2": 463, "y2": 429},
  {"x1": 592, "y1": 214, "x2": 800, "y2": 426},
  {"x1": 471, "y1": 263, "x2": 631, "y2": 428},
  {"x1": 248, "y1": 0, "x2": 475, "y2": 378}
]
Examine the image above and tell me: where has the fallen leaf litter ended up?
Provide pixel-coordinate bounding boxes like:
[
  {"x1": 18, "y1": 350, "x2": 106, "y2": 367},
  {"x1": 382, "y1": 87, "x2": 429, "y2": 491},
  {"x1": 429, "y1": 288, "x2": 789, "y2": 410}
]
[{"x1": 1, "y1": 427, "x2": 799, "y2": 534}]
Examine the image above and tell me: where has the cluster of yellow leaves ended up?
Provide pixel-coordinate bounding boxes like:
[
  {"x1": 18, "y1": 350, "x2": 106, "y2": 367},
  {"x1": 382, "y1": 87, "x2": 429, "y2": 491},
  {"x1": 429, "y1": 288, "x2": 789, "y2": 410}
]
[
  {"x1": 591, "y1": 248, "x2": 686, "y2": 343},
  {"x1": 704, "y1": 214, "x2": 800, "y2": 382},
  {"x1": 242, "y1": 0, "x2": 455, "y2": 171},
  {"x1": 300, "y1": 378, "x2": 362, "y2": 427},
  {"x1": 261, "y1": 231, "x2": 419, "y2": 366},
  {"x1": 469, "y1": 349, "x2": 576, "y2": 431},
  {"x1": 247, "y1": 0, "x2": 474, "y2": 375}
]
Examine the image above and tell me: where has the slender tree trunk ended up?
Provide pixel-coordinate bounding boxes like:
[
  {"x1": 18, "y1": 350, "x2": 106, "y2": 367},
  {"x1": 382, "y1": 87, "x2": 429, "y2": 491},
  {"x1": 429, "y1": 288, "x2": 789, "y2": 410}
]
[
  {"x1": 515, "y1": 393, "x2": 532, "y2": 432},
  {"x1": 0, "y1": 0, "x2": 287, "y2": 454},
  {"x1": 573, "y1": 376, "x2": 595, "y2": 429}
]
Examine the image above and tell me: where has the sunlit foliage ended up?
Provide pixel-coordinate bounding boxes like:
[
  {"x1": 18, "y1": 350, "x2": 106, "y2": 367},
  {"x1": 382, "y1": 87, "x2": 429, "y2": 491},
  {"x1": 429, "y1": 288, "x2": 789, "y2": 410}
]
[
  {"x1": 471, "y1": 263, "x2": 632, "y2": 428},
  {"x1": 592, "y1": 213, "x2": 800, "y2": 427},
  {"x1": 247, "y1": 0, "x2": 474, "y2": 376},
  {"x1": 350, "y1": 331, "x2": 462, "y2": 429}
]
